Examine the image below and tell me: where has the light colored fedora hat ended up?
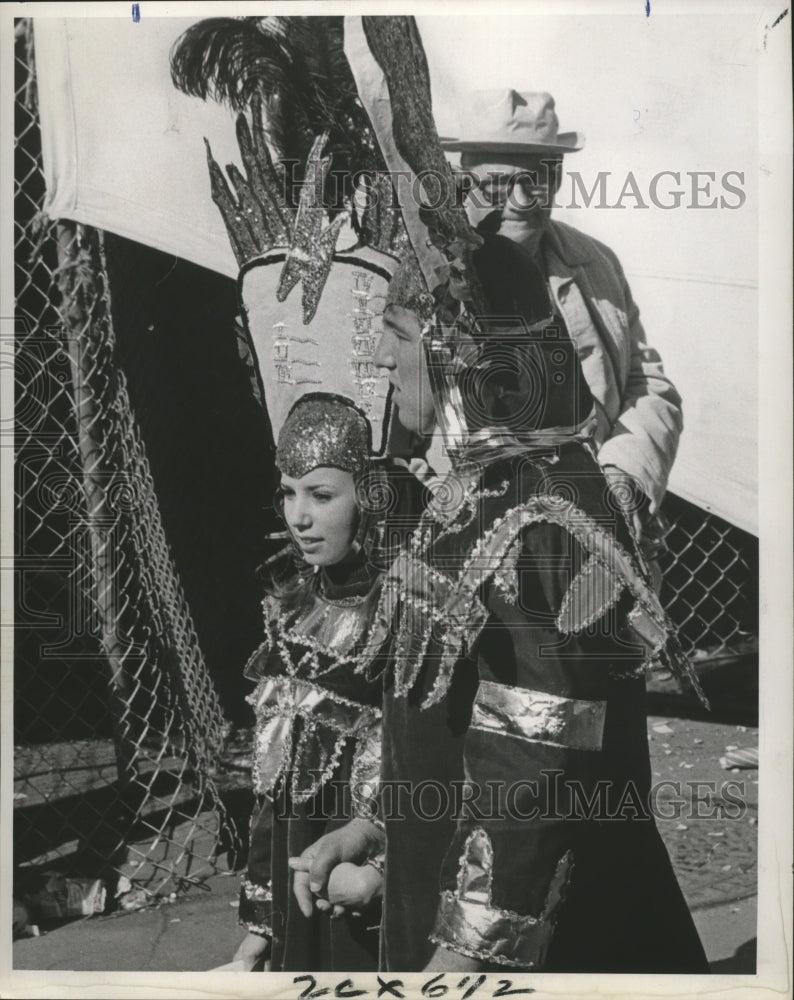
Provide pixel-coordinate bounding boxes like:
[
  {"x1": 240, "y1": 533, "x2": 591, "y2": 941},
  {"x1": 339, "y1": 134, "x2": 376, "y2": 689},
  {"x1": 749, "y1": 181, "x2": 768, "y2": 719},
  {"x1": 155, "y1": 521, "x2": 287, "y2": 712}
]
[{"x1": 441, "y1": 90, "x2": 584, "y2": 155}]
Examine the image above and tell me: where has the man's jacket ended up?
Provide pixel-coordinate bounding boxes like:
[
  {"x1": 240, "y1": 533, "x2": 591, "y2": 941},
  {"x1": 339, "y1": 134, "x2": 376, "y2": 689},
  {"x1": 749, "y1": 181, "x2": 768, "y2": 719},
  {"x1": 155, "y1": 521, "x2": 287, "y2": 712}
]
[{"x1": 544, "y1": 220, "x2": 682, "y2": 511}]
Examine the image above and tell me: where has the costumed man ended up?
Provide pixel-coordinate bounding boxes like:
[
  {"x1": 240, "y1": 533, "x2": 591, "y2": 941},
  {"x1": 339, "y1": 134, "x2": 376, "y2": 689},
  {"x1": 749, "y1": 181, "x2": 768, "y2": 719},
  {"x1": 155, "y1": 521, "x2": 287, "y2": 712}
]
[
  {"x1": 443, "y1": 90, "x2": 681, "y2": 573},
  {"x1": 291, "y1": 233, "x2": 709, "y2": 974}
]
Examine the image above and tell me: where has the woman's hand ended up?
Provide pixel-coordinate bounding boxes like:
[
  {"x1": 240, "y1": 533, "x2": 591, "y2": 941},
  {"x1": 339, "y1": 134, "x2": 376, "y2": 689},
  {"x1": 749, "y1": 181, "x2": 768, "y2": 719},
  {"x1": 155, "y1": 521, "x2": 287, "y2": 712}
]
[
  {"x1": 289, "y1": 819, "x2": 384, "y2": 917},
  {"x1": 232, "y1": 931, "x2": 271, "y2": 971}
]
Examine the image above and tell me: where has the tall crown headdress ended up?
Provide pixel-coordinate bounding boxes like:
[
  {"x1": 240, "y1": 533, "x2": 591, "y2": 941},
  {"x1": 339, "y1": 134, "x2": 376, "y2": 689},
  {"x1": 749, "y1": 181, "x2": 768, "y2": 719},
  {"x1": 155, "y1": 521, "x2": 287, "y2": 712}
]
[
  {"x1": 170, "y1": 17, "x2": 412, "y2": 450},
  {"x1": 171, "y1": 14, "x2": 708, "y2": 709}
]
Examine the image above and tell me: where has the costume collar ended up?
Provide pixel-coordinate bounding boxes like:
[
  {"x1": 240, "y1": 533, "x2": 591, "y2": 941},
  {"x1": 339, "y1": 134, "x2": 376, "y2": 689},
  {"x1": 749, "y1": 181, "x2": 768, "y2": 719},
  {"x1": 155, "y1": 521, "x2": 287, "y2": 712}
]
[
  {"x1": 448, "y1": 416, "x2": 598, "y2": 476},
  {"x1": 365, "y1": 450, "x2": 708, "y2": 710},
  {"x1": 319, "y1": 548, "x2": 379, "y2": 601}
]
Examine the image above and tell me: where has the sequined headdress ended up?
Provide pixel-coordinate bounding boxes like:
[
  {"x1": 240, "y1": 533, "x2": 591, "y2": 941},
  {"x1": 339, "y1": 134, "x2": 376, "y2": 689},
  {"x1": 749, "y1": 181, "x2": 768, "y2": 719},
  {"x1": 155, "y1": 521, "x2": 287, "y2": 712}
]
[
  {"x1": 276, "y1": 393, "x2": 371, "y2": 479},
  {"x1": 202, "y1": 119, "x2": 405, "y2": 451},
  {"x1": 170, "y1": 16, "x2": 413, "y2": 451},
  {"x1": 384, "y1": 247, "x2": 436, "y2": 323}
]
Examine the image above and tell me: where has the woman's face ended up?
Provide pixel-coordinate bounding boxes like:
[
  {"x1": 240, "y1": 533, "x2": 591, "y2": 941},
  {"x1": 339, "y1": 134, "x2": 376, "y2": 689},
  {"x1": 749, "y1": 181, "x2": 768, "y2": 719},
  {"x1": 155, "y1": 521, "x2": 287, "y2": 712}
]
[{"x1": 280, "y1": 466, "x2": 358, "y2": 567}]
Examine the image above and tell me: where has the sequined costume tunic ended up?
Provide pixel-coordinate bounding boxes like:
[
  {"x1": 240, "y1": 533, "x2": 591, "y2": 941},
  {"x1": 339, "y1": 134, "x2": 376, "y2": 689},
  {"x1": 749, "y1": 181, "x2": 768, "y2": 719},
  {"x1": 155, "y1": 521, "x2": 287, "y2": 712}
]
[
  {"x1": 374, "y1": 444, "x2": 709, "y2": 973},
  {"x1": 239, "y1": 550, "x2": 383, "y2": 972}
]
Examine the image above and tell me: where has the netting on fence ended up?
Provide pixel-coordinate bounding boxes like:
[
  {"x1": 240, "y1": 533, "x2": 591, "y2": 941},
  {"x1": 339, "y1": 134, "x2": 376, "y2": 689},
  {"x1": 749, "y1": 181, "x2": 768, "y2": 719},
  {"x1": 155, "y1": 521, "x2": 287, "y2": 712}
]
[
  {"x1": 14, "y1": 20, "x2": 239, "y2": 904},
  {"x1": 13, "y1": 15, "x2": 758, "y2": 907}
]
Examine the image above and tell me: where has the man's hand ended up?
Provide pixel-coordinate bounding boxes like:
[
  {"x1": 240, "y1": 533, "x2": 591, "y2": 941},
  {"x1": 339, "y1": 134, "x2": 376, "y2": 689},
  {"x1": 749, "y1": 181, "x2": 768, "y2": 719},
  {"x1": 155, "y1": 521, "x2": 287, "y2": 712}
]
[
  {"x1": 288, "y1": 819, "x2": 384, "y2": 918},
  {"x1": 323, "y1": 862, "x2": 383, "y2": 916},
  {"x1": 232, "y1": 931, "x2": 271, "y2": 971},
  {"x1": 602, "y1": 464, "x2": 648, "y2": 541}
]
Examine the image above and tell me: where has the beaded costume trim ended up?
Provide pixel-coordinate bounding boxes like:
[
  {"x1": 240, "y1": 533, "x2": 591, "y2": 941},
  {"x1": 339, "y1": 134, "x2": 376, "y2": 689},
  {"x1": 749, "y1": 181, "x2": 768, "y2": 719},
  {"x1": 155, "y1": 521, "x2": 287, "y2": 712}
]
[
  {"x1": 245, "y1": 574, "x2": 384, "y2": 802},
  {"x1": 349, "y1": 719, "x2": 383, "y2": 822},
  {"x1": 240, "y1": 877, "x2": 274, "y2": 938},
  {"x1": 247, "y1": 673, "x2": 380, "y2": 801},
  {"x1": 363, "y1": 483, "x2": 707, "y2": 709},
  {"x1": 242, "y1": 877, "x2": 273, "y2": 903},
  {"x1": 556, "y1": 552, "x2": 625, "y2": 633}
]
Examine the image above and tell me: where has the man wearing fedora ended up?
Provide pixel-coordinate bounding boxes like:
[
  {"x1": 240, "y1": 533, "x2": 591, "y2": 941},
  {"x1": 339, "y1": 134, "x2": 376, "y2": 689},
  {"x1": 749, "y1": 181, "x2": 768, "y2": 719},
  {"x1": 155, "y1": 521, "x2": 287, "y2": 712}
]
[{"x1": 443, "y1": 90, "x2": 681, "y2": 564}]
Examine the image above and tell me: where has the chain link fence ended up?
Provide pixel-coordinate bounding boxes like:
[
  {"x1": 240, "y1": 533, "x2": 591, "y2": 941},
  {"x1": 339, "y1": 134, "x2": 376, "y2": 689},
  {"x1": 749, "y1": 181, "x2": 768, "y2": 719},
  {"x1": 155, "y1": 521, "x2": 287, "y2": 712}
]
[
  {"x1": 12, "y1": 16, "x2": 757, "y2": 920},
  {"x1": 659, "y1": 494, "x2": 757, "y2": 661},
  {"x1": 13, "y1": 20, "x2": 244, "y2": 912}
]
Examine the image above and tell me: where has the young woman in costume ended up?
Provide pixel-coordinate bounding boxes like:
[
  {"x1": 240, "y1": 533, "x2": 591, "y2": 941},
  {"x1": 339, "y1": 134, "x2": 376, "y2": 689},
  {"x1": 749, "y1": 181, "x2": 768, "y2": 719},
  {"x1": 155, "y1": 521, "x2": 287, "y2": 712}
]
[{"x1": 232, "y1": 392, "x2": 387, "y2": 973}]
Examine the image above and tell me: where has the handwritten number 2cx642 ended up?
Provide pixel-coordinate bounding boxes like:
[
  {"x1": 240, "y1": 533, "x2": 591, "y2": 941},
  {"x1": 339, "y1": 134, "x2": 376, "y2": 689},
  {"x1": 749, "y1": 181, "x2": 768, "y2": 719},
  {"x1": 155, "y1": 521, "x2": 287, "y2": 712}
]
[{"x1": 293, "y1": 973, "x2": 534, "y2": 999}]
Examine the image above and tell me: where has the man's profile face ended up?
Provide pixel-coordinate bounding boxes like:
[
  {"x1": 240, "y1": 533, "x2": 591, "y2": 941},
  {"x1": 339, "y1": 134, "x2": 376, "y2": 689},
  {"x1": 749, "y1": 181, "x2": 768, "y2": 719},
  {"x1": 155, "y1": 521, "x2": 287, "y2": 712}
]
[{"x1": 374, "y1": 304, "x2": 436, "y2": 436}]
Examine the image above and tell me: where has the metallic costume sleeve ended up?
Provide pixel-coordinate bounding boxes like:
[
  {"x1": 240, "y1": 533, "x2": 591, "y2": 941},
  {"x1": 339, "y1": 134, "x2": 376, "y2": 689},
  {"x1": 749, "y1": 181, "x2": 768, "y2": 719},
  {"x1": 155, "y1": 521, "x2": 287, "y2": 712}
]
[{"x1": 432, "y1": 828, "x2": 573, "y2": 967}]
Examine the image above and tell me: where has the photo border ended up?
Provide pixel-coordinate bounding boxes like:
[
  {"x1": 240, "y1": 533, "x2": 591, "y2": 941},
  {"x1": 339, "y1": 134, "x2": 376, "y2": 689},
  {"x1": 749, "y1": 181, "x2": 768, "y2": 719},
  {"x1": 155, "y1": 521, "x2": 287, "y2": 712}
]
[{"x1": 1, "y1": 2, "x2": 790, "y2": 998}]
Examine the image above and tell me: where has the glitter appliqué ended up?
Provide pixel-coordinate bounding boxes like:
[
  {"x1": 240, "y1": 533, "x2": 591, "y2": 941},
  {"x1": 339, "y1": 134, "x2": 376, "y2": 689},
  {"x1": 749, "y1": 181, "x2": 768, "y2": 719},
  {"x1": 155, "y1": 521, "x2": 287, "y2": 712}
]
[
  {"x1": 429, "y1": 826, "x2": 574, "y2": 968},
  {"x1": 271, "y1": 321, "x2": 321, "y2": 388},
  {"x1": 556, "y1": 552, "x2": 626, "y2": 633},
  {"x1": 373, "y1": 475, "x2": 707, "y2": 710},
  {"x1": 350, "y1": 270, "x2": 388, "y2": 420},
  {"x1": 204, "y1": 95, "x2": 291, "y2": 265},
  {"x1": 276, "y1": 134, "x2": 348, "y2": 324},
  {"x1": 490, "y1": 536, "x2": 522, "y2": 605},
  {"x1": 245, "y1": 575, "x2": 384, "y2": 802},
  {"x1": 350, "y1": 719, "x2": 382, "y2": 822}
]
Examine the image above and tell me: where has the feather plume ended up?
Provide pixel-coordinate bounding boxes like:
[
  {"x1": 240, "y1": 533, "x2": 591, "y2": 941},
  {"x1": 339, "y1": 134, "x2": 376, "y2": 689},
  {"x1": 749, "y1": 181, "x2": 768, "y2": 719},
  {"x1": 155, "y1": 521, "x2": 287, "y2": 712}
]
[{"x1": 170, "y1": 16, "x2": 386, "y2": 207}]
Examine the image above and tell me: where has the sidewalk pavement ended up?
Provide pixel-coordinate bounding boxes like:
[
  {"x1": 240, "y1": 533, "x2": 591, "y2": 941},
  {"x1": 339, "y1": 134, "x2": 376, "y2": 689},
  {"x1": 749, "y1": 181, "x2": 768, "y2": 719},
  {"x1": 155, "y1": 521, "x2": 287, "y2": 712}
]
[
  {"x1": 12, "y1": 875, "x2": 756, "y2": 974},
  {"x1": 13, "y1": 710, "x2": 758, "y2": 974}
]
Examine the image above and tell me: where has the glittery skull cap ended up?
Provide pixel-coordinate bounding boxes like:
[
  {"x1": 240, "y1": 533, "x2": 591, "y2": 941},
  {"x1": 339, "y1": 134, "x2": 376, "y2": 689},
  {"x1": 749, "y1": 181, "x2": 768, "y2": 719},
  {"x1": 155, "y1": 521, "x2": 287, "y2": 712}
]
[
  {"x1": 276, "y1": 393, "x2": 371, "y2": 480},
  {"x1": 385, "y1": 249, "x2": 436, "y2": 323}
]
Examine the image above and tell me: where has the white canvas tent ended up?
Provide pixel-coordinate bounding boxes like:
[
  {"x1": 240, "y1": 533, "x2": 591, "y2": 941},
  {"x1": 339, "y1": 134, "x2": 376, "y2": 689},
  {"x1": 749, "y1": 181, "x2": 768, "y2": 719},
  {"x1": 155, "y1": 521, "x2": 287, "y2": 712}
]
[{"x1": 34, "y1": 10, "x2": 760, "y2": 534}]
